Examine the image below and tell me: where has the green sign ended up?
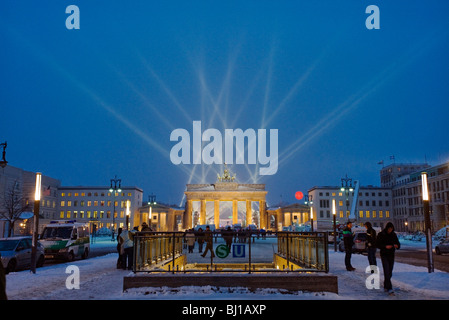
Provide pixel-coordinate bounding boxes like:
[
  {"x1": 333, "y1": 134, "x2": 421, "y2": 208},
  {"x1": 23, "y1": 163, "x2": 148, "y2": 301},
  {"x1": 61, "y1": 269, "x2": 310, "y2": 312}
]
[{"x1": 215, "y1": 244, "x2": 230, "y2": 258}]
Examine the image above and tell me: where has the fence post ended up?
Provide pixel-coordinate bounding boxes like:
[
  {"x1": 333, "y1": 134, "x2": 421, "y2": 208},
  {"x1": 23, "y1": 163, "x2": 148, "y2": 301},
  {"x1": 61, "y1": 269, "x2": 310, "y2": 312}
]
[{"x1": 172, "y1": 232, "x2": 176, "y2": 274}]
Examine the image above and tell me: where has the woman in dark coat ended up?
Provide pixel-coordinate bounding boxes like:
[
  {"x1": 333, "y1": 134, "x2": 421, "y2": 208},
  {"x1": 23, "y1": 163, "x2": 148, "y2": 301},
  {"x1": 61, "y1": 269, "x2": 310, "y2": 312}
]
[{"x1": 376, "y1": 222, "x2": 400, "y2": 295}]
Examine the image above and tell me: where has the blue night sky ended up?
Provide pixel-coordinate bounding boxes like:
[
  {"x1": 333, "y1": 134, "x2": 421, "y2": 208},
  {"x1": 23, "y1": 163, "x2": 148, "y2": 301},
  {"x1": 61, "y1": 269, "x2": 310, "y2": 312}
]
[{"x1": 1, "y1": 1, "x2": 449, "y2": 206}]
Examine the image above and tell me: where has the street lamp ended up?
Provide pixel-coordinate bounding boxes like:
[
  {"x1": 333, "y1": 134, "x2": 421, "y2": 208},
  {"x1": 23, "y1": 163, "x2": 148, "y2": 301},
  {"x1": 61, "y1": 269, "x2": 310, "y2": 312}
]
[
  {"x1": 125, "y1": 200, "x2": 131, "y2": 230},
  {"x1": 332, "y1": 198, "x2": 337, "y2": 252},
  {"x1": 304, "y1": 195, "x2": 313, "y2": 231},
  {"x1": 341, "y1": 174, "x2": 354, "y2": 221},
  {"x1": 421, "y1": 172, "x2": 434, "y2": 273},
  {"x1": 310, "y1": 207, "x2": 314, "y2": 232},
  {"x1": 0, "y1": 141, "x2": 7, "y2": 168},
  {"x1": 109, "y1": 175, "x2": 122, "y2": 240},
  {"x1": 148, "y1": 194, "x2": 157, "y2": 230},
  {"x1": 31, "y1": 172, "x2": 41, "y2": 274}
]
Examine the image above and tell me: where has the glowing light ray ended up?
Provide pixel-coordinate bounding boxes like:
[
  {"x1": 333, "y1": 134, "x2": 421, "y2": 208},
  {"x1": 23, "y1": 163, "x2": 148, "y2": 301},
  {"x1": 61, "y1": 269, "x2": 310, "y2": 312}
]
[
  {"x1": 111, "y1": 68, "x2": 175, "y2": 130},
  {"x1": 137, "y1": 54, "x2": 193, "y2": 123},
  {"x1": 4, "y1": 27, "x2": 204, "y2": 183},
  {"x1": 278, "y1": 36, "x2": 434, "y2": 169}
]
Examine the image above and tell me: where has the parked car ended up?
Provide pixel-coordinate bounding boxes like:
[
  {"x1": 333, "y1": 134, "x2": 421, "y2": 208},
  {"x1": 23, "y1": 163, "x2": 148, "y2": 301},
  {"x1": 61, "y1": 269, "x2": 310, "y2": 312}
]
[
  {"x1": 338, "y1": 232, "x2": 368, "y2": 254},
  {"x1": 0, "y1": 236, "x2": 45, "y2": 274},
  {"x1": 328, "y1": 231, "x2": 342, "y2": 244},
  {"x1": 435, "y1": 239, "x2": 449, "y2": 255}
]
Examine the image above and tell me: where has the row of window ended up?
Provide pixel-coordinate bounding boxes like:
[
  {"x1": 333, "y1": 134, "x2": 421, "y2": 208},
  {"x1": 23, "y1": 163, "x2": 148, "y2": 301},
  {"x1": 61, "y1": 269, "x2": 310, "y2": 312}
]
[
  {"x1": 60, "y1": 200, "x2": 131, "y2": 208},
  {"x1": 60, "y1": 210, "x2": 126, "y2": 219},
  {"x1": 318, "y1": 210, "x2": 390, "y2": 219},
  {"x1": 319, "y1": 199, "x2": 390, "y2": 208},
  {"x1": 60, "y1": 192, "x2": 134, "y2": 197},
  {"x1": 317, "y1": 191, "x2": 390, "y2": 197}
]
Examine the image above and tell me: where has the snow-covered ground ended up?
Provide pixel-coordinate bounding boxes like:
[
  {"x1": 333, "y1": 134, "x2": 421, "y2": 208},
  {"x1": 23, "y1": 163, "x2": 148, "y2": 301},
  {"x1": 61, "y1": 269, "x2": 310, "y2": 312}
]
[{"x1": 4, "y1": 237, "x2": 449, "y2": 300}]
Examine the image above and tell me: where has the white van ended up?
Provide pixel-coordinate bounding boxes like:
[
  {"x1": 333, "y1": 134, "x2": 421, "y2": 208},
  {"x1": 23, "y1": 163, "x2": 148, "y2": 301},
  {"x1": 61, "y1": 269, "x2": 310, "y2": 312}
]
[{"x1": 40, "y1": 221, "x2": 90, "y2": 261}]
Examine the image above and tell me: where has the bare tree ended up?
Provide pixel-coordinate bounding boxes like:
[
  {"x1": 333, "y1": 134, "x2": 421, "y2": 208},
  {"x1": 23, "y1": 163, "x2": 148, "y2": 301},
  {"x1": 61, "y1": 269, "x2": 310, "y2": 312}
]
[{"x1": 0, "y1": 180, "x2": 30, "y2": 237}]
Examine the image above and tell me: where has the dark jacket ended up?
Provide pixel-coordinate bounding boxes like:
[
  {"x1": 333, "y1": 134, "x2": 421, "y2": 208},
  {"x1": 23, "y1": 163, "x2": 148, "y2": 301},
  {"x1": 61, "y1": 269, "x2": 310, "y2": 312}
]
[
  {"x1": 376, "y1": 229, "x2": 400, "y2": 256},
  {"x1": 366, "y1": 227, "x2": 377, "y2": 248},
  {"x1": 342, "y1": 226, "x2": 354, "y2": 251}
]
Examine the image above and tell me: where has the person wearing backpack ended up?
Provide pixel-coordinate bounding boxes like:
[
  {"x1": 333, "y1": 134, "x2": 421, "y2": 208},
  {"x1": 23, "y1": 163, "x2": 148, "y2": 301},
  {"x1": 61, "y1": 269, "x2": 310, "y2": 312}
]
[{"x1": 365, "y1": 221, "x2": 377, "y2": 271}]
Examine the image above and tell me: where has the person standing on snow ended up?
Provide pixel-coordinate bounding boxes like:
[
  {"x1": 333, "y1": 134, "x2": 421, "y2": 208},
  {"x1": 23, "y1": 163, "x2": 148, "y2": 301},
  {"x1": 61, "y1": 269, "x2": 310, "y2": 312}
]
[
  {"x1": 376, "y1": 222, "x2": 400, "y2": 295},
  {"x1": 343, "y1": 221, "x2": 355, "y2": 271},
  {"x1": 365, "y1": 221, "x2": 377, "y2": 270},
  {"x1": 119, "y1": 227, "x2": 136, "y2": 270}
]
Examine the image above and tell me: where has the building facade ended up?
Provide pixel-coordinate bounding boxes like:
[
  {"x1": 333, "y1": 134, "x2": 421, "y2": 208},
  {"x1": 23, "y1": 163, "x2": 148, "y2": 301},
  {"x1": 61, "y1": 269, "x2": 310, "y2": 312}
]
[
  {"x1": 391, "y1": 162, "x2": 449, "y2": 232},
  {"x1": 56, "y1": 186, "x2": 143, "y2": 232},
  {"x1": 0, "y1": 165, "x2": 61, "y2": 236},
  {"x1": 308, "y1": 185, "x2": 393, "y2": 231}
]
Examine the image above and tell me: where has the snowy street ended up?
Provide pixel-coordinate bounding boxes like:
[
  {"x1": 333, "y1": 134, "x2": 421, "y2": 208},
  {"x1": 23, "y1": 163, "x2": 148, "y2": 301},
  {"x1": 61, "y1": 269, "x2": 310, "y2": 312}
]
[{"x1": 3, "y1": 237, "x2": 449, "y2": 300}]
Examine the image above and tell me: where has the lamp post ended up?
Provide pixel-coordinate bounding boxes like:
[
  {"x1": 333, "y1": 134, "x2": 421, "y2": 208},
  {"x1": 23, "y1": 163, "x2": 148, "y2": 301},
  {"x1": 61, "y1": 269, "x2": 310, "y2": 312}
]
[
  {"x1": 125, "y1": 200, "x2": 131, "y2": 230},
  {"x1": 109, "y1": 175, "x2": 122, "y2": 240},
  {"x1": 341, "y1": 175, "x2": 354, "y2": 222},
  {"x1": 332, "y1": 198, "x2": 337, "y2": 252},
  {"x1": 304, "y1": 195, "x2": 313, "y2": 231},
  {"x1": 310, "y1": 207, "x2": 314, "y2": 232},
  {"x1": 148, "y1": 194, "x2": 157, "y2": 230},
  {"x1": 30, "y1": 172, "x2": 41, "y2": 274},
  {"x1": 0, "y1": 141, "x2": 7, "y2": 168},
  {"x1": 421, "y1": 172, "x2": 434, "y2": 273}
]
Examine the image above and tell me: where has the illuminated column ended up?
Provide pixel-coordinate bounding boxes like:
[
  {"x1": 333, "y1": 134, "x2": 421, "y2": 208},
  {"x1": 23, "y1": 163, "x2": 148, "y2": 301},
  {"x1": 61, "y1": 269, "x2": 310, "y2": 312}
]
[
  {"x1": 246, "y1": 200, "x2": 252, "y2": 226},
  {"x1": 214, "y1": 200, "x2": 220, "y2": 229},
  {"x1": 200, "y1": 199, "x2": 206, "y2": 225},
  {"x1": 259, "y1": 200, "x2": 266, "y2": 229},
  {"x1": 232, "y1": 200, "x2": 238, "y2": 224},
  {"x1": 186, "y1": 200, "x2": 192, "y2": 229}
]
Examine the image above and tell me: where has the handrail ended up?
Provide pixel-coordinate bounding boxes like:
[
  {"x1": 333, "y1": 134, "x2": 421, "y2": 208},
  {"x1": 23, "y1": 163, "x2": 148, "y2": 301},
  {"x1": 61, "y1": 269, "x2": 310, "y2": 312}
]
[{"x1": 132, "y1": 231, "x2": 329, "y2": 273}]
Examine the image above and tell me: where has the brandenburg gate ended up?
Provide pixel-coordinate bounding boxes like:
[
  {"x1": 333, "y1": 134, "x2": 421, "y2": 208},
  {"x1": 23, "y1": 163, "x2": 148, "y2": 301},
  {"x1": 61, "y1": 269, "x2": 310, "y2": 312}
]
[{"x1": 184, "y1": 166, "x2": 268, "y2": 229}]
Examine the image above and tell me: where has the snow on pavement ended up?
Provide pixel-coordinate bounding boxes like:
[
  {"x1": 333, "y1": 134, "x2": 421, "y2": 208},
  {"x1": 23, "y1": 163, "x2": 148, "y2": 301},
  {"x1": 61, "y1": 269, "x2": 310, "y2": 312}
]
[{"x1": 4, "y1": 239, "x2": 449, "y2": 300}]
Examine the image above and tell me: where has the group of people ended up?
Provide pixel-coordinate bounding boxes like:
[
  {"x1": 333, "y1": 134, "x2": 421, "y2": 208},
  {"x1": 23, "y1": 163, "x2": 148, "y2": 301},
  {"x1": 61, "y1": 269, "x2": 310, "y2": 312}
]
[
  {"x1": 116, "y1": 222, "x2": 153, "y2": 270},
  {"x1": 343, "y1": 220, "x2": 401, "y2": 295},
  {"x1": 184, "y1": 225, "x2": 216, "y2": 258}
]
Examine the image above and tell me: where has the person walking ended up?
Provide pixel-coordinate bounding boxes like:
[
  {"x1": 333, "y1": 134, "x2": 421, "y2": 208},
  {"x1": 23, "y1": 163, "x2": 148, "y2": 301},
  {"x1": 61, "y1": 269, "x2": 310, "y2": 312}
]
[
  {"x1": 343, "y1": 221, "x2": 355, "y2": 271},
  {"x1": 365, "y1": 221, "x2": 377, "y2": 271},
  {"x1": 196, "y1": 227, "x2": 205, "y2": 253},
  {"x1": 376, "y1": 222, "x2": 400, "y2": 295},
  {"x1": 116, "y1": 228, "x2": 124, "y2": 269},
  {"x1": 185, "y1": 229, "x2": 196, "y2": 253},
  {"x1": 119, "y1": 227, "x2": 136, "y2": 270},
  {"x1": 223, "y1": 226, "x2": 234, "y2": 252},
  {"x1": 201, "y1": 225, "x2": 215, "y2": 258}
]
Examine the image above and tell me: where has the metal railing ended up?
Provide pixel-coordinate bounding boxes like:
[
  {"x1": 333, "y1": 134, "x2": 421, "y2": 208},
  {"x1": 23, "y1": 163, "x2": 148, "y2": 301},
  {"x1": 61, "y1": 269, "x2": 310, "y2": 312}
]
[
  {"x1": 277, "y1": 232, "x2": 329, "y2": 272},
  {"x1": 132, "y1": 231, "x2": 329, "y2": 273},
  {"x1": 133, "y1": 232, "x2": 184, "y2": 272}
]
